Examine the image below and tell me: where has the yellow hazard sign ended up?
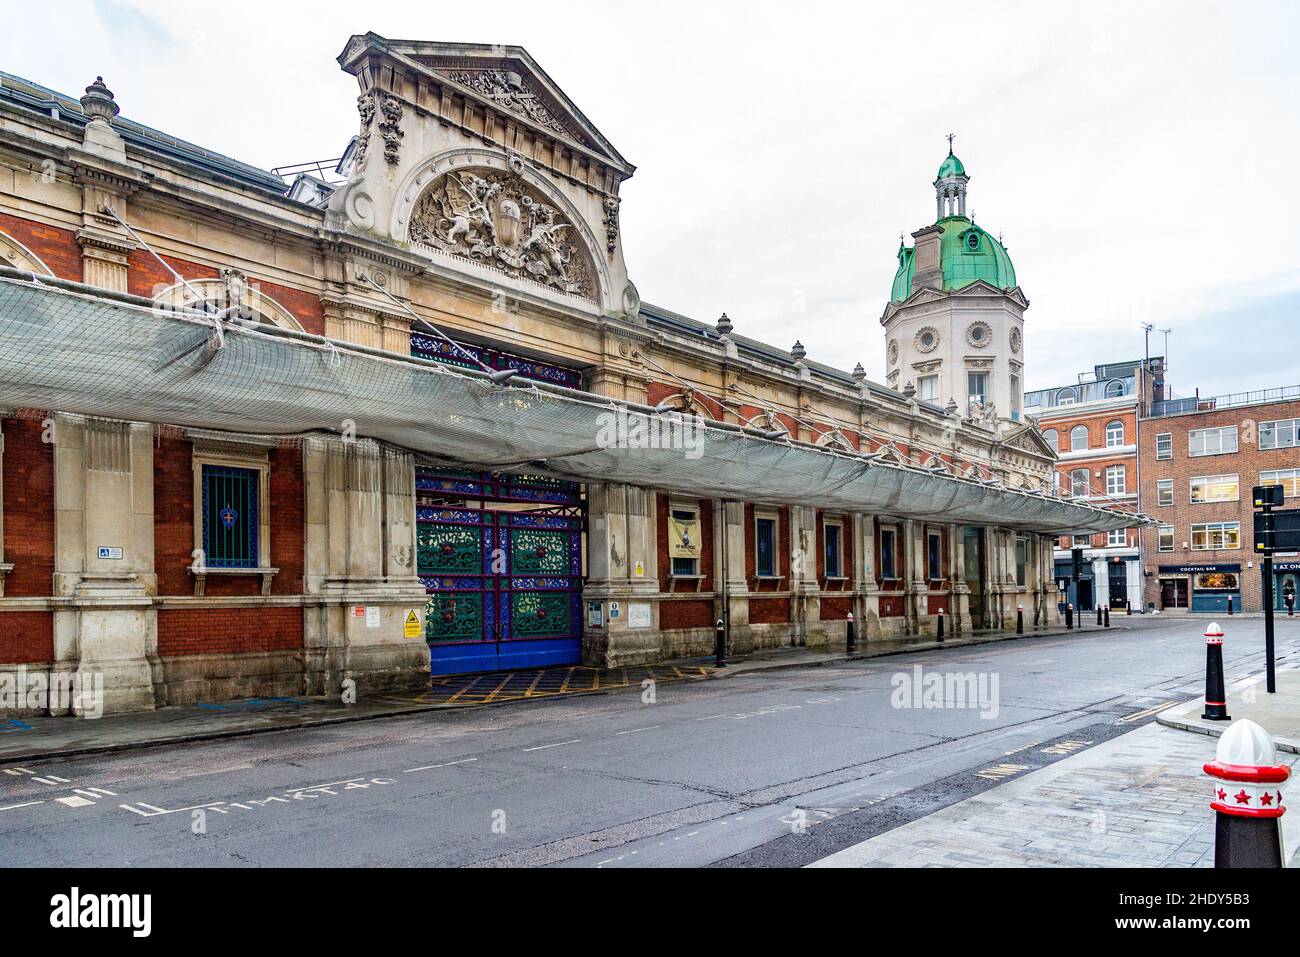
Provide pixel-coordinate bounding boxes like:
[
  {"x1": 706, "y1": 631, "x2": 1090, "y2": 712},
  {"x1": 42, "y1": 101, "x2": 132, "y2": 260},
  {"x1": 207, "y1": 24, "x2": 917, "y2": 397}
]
[{"x1": 404, "y1": 610, "x2": 422, "y2": 639}]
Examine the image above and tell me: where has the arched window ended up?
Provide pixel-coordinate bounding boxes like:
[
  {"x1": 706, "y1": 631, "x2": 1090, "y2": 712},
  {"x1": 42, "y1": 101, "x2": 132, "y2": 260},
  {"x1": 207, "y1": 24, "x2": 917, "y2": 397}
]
[
  {"x1": 1104, "y1": 380, "x2": 1126, "y2": 398},
  {"x1": 1056, "y1": 388, "x2": 1078, "y2": 406},
  {"x1": 1105, "y1": 420, "x2": 1125, "y2": 447},
  {"x1": 1042, "y1": 428, "x2": 1059, "y2": 449},
  {"x1": 1070, "y1": 425, "x2": 1090, "y2": 451}
]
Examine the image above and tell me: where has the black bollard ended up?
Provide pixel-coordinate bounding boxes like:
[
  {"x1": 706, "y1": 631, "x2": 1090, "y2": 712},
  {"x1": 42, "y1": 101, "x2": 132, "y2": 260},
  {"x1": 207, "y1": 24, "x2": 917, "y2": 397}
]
[
  {"x1": 1104, "y1": 606, "x2": 1111, "y2": 628},
  {"x1": 936, "y1": 608, "x2": 945, "y2": 642},
  {"x1": 1096, "y1": 606, "x2": 1103, "y2": 626},
  {"x1": 1065, "y1": 603, "x2": 1074, "y2": 630},
  {"x1": 846, "y1": 611, "x2": 856, "y2": 654},
  {"x1": 1206, "y1": 720, "x2": 1289, "y2": 868},
  {"x1": 1202, "y1": 622, "x2": 1230, "y2": 721},
  {"x1": 1126, "y1": 599, "x2": 1132, "y2": 616},
  {"x1": 1288, "y1": 595, "x2": 1295, "y2": 619},
  {"x1": 714, "y1": 618, "x2": 727, "y2": 668},
  {"x1": 1016, "y1": 606, "x2": 1024, "y2": 634},
  {"x1": 1228, "y1": 596, "x2": 1234, "y2": 616}
]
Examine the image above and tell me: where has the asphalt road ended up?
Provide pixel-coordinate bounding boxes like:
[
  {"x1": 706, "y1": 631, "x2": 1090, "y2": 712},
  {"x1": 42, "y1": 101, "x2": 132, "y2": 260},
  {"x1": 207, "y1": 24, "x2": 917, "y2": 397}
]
[{"x1": 2, "y1": 615, "x2": 1295, "y2": 868}]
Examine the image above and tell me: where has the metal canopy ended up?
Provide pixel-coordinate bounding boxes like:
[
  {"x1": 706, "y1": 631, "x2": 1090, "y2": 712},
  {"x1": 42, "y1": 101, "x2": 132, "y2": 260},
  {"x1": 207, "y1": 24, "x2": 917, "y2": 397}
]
[{"x1": 0, "y1": 272, "x2": 1146, "y2": 535}]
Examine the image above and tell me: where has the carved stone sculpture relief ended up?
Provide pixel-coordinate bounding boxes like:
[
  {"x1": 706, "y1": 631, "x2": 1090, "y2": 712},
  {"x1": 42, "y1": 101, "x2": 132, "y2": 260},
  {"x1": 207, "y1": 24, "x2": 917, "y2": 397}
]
[
  {"x1": 602, "y1": 195, "x2": 620, "y2": 255},
  {"x1": 444, "y1": 69, "x2": 575, "y2": 139},
  {"x1": 408, "y1": 166, "x2": 596, "y2": 299}
]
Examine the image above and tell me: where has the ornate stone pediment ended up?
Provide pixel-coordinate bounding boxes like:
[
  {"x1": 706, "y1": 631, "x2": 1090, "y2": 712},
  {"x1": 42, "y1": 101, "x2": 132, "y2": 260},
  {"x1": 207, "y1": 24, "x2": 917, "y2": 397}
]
[
  {"x1": 434, "y1": 66, "x2": 582, "y2": 143},
  {"x1": 407, "y1": 163, "x2": 597, "y2": 300}
]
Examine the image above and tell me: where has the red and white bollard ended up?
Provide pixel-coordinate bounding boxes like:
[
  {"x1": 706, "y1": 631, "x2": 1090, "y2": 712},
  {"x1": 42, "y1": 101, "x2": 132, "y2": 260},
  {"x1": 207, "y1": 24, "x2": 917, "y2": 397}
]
[
  {"x1": 1202, "y1": 622, "x2": 1230, "y2": 722},
  {"x1": 1204, "y1": 720, "x2": 1290, "y2": 867}
]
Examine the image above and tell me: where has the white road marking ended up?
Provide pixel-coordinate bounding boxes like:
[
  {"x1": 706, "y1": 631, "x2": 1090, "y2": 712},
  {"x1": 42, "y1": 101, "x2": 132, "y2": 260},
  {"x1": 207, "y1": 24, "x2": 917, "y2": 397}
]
[
  {"x1": 73, "y1": 788, "x2": 116, "y2": 798},
  {"x1": 402, "y1": 758, "x2": 478, "y2": 774},
  {"x1": 3, "y1": 768, "x2": 33, "y2": 776},
  {"x1": 615, "y1": 726, "x2": 660, "y2": 735},
  {"x1": 55, "y1": 796, "x2": 94, "y2": 808},
  {"x1": 523, "y1": 740, "x2": 580, "y2": 752},
  {"x1": 0, "y1": 800, "x2": 43, "y2": 812},
  {"x1": 286, "y1": 778, "x2": 365, "y2": 793},
  {"x1": 694, "y1": 714, "x2": 727, "y2": 721}
]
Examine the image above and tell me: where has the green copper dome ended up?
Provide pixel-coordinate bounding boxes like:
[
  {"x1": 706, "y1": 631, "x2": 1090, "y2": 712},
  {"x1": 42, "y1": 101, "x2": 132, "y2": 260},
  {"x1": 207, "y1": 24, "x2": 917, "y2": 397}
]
[
  {"x1": 936, "y1": 151, "x2": 966, "y2": 179},
  {"x1": 890, "y1": 217, "x2": 1017, "y2": 303}
]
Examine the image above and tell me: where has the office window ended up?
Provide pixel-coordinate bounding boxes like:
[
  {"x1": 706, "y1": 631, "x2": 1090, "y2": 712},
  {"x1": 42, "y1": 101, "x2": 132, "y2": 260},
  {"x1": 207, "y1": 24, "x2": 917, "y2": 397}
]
[
  {"x1": 1261, "y1": 468, "x2": 1300, "y2": 499},
  {"x1": 1190, "y1": 522, "x2": 1241, "y2": 551},
  {"x1": 824, "y1": 520, "x2": 843, "y2": 579},
  {"x1": 1070, "y1": 425, "x2": 1090, "y2": 451},
  {"x1": 1157, "y1": 479, "x2": 1174, "y2": 507},
  {"x1": 1041, "y1": 428, "x2": 1059, "y2": 449},
  {"x1": 1189, "y1": 426, "x2": 1238, "y2": 457},
  {"x1": 1190, "y1": 474, "x2": 1240, "y2": 504},
  {"x1": 967, "y1": 372, "x2": 989, "y2": 407},
  {"x1": 201, "y1": 465, "x2": 260, "y2": 569},
  {"x1": 1105, "y1": 420, "x2": 1125, "y2": 447},
  {"x1": 1158, "y1": 526, "x2": 1175, "y2": 552},
  {"x1": 670, "y1": 505, "x2": 700, "y2": 576},
  {"x1": 1070, "y1": 468, "x2": 1090, "y2": 498},
  {"x1": 927, "y1": 531, "x2": 943, "y2": 581},
  {"x1": 1105, "y1": 379, "x2": 1126, "y2": 398},
  {"x1": 917, "y1": 375, "x2": 939, "y2": 404},
  {"x1": 879, "y1": 526, "x2": 898, "y2": 580},
  {"x1": 1107, "y1": 529, "x2": 1127, "y2": 547},
  {"x1": 1260, "y1": 418, "x2": 1300, "y2": 451},
  {"x1": 1155, "y1": 433, "x2": 1173, "y2": 460},
  {"x1": 755, "y1": 514, "x2": 779, "y2": 578},
  {"x1": 1105, "y1": 465, "x2": 1126, "y2": 495}
]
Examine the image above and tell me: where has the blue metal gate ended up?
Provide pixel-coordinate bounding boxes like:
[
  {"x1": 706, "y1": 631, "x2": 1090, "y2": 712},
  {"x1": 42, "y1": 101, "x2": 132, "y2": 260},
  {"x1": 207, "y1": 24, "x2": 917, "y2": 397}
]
[{"x1": 417, "y1": 470, "x2": 583, "y2": 675}]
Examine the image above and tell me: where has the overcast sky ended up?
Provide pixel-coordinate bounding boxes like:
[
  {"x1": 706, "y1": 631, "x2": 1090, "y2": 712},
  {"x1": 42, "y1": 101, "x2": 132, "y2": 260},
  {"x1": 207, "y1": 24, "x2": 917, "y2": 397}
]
[{"x1": 7, "y1": 0, "x2": 1297, "y2": 398}]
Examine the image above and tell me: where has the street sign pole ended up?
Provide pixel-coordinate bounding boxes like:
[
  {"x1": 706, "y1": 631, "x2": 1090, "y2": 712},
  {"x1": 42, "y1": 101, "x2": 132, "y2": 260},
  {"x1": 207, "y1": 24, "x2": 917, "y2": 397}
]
[{"x1": 1263, "y1": 552, "x2": 1276, "y2": 694}]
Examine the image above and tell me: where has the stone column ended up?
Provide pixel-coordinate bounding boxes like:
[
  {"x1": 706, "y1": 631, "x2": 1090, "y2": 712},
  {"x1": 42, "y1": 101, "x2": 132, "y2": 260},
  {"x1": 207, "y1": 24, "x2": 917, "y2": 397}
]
[
  {"x1": 724, "y1": 500, "x2": 753, "y2": 655},
  {"x1": 852, "y1": 513, "x2": 881, "y2": 640},
  {"x1": 789, "y1": 506, "x2": 822, "y2": 647},
  {"x1": 52, "y1": 415, "x2": 157, "y2": 714},
  {"x1": 949, "y1": 524, "x2": 971, "y2": 635},
  {"x1": 903, "y1": 519, "x2": 928, "y2": 635},
  {"x1": 303, "y1": 437, "x2": 428, "y2": 696},
  {"x1": 582, "y1": 483, "x2": 660, "y2": 668}
]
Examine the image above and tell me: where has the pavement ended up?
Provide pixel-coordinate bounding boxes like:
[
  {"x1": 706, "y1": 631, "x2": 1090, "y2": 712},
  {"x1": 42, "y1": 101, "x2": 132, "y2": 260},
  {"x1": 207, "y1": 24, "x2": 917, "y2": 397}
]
[
  {"x1": 0, "y1": 620, "x2": 1092, "y2": 763},
  {"x1": 1158, "y1": 669, "x2": 1300, "y2": 753},
  {"x1": 809, "y1": 721, "x2": 1300, "y2": 868}
]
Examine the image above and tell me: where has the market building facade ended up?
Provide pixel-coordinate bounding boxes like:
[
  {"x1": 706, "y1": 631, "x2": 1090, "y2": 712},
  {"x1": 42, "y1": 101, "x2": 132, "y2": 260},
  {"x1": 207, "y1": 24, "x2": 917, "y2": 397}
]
[{"x1": 0, "y1": 34, "x2": 1137, "y2": 715}]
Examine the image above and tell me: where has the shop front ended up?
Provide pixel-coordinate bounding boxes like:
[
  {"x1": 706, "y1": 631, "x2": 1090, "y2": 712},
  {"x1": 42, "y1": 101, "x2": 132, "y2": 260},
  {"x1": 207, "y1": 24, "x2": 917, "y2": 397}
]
[
  {"x1": 1159, "y1": 564, "x2": 1241, "y2": 613},
  {"x1": 1274, "y1": 560, "x2": 1300, "y2": 613},
  {"x1": 1054, "y1": 559, "x2": 1094, "y2": 612}
]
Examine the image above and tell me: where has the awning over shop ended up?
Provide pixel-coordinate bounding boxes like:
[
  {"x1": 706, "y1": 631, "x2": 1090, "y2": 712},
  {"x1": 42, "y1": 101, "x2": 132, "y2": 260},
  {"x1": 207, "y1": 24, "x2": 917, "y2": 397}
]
[{"x1": 0, "y1": 272, "x2": 1146, "y2": 534}]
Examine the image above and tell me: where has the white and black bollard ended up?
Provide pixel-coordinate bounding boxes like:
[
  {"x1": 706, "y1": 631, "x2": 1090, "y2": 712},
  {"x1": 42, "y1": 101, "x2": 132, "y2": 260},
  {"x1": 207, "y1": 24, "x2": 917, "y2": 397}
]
[
  {"x1": 1202, "y1": 622, "x2": 1230, "y2": 722},
  {"x1": 846, "y1": 611, "x2": 856, "y2": 654},
  {"x1": 1204, "y1": 720, "x2": 1290, "y2": 868},
  {"x1": 1016, "y1": 605, "x2": 1024, "y2": 634},
  {"x1": 936, "y1": 607, "x2": 945, "y2": 642},
  {"x1": 714, "y1": 618, "x2": 727, "y2": 669},
  {"x1": 1065, "y1": 603, "x2": 1074, "y2": 630}
]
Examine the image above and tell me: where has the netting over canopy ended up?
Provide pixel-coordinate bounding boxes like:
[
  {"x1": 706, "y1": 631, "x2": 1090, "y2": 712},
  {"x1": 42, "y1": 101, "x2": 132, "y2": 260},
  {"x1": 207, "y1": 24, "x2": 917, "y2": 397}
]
[{"x1": 0, "y1": 272, "x2": 1144, "y2": 534}]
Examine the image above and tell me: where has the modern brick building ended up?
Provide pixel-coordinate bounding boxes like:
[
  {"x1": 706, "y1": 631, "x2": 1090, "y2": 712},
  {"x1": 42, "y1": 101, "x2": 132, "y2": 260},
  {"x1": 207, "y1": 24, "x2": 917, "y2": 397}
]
[
  {"x1": 1025, "y1": 359, "x2": 1164, "y2": 611},
  {"x1": 1139, "y1": 387, "x2": 1300, "y2": 613}
]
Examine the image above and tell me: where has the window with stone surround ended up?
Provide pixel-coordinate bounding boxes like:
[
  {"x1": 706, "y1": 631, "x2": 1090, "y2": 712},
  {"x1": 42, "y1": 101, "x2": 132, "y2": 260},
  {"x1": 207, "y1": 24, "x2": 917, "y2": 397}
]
[
  {"x1": 669, "y1": 503, "x2": 700, "y2": 577},
  {"x1": 823, "y1": 518, "x2": 844, "y2": 579},
  {"x1": 879, "y1": 525, "x2": 899, "y2": 580},
  {"x1": 189, "y1": 434, "x2": 277, "y2": 595},
  {"x1": 754, "y1": 511, "x2": 779, "y2": 579}
]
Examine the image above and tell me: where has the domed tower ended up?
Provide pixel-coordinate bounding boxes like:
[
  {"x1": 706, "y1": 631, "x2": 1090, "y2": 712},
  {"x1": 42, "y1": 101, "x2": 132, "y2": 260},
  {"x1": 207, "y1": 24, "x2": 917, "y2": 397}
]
[{"x1": 882, "y1": 139, "x2": 1027, "y2": 428}]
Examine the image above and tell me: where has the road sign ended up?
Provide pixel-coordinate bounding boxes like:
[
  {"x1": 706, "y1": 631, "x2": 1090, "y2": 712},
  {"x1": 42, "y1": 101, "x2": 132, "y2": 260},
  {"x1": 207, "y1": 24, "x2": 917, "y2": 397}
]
[{"x1": 1255, "y1": 509, "x2": 1300, "y2": 554}]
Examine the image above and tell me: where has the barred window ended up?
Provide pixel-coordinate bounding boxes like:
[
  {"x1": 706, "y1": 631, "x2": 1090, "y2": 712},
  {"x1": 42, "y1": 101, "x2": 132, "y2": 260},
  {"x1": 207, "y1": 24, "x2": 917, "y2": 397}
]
[{"x1": 201, "y1": 464, "x2": 259, "y2": 569}]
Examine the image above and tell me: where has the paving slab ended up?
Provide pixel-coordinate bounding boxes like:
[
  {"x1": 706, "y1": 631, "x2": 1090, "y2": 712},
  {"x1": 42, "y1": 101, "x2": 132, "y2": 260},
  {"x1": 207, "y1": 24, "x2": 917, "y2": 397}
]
[{"x1": 1158, "y1": 668, "x2": 1300, "y2": 753}]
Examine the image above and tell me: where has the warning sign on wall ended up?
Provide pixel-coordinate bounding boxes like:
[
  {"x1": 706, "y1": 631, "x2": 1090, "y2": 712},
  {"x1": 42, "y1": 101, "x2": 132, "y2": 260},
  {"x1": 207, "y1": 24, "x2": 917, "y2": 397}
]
[{"x1": 404, "y1": 610, "x2": 422, "y2": 639}]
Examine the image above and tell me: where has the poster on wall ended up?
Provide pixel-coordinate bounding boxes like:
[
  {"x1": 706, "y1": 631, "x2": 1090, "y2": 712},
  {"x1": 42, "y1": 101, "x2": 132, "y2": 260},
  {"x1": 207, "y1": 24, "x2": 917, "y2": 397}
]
[{"x1": 668, "y1": 513, "x2": 701, "y2": 560}]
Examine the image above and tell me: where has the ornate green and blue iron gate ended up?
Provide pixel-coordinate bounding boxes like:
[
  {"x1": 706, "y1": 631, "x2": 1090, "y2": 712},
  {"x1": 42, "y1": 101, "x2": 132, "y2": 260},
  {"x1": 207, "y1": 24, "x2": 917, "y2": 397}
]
[{"x1": 417, "y1": 470, "x2": 583, "y2": 675}]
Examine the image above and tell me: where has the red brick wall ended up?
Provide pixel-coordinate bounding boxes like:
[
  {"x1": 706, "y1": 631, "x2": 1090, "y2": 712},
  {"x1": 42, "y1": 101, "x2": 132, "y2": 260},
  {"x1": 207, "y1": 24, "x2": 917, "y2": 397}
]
[
  {"x1": 0, "y1": 213, "x2": 81, "y2": 281},
  {"x1": 879, "y1": 593, "x2": 905, "y2": 618},
  {"x1": 154, "y1": 435, "x2": 195, "y2": 596},
  {"x1": 821, "y1": 596, "x2": 852, "y2": 620},
  {"x1": 126, "y1": 251, "x2": 219, "y2": 299},
  {"x1": 646, "y1": 382, "x2": 723, "y2": 419},
  {"x1": 154, "y1": 439, "x2": 304, "y2": 597},
  {"x1": 156, "y1": 607, "x2": 302, "y2": 657},
  {"x1": 0, "y1": 611, "x2": 53, "y2": 663},
  {"x1": 660, "y1": 599, "x2": 713, "y2": 630},
  {"x1": 259, "y1": 279, "x2": 325, "y2": 337},
  {"x1": 749, "y1": 597, "x2": 791, "y2": 624},
  {"x1": 3, "y1": 418, "x2": 54, "y2": 597}
]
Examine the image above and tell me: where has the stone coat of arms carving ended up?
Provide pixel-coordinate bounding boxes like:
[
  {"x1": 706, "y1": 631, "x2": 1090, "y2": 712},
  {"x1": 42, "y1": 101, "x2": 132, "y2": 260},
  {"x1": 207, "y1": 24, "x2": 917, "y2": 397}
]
[{"x1": 408, "y1": 167, "x2": 595, "y2": 299}]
